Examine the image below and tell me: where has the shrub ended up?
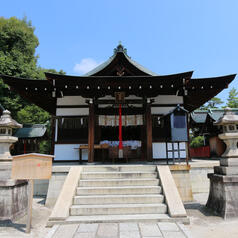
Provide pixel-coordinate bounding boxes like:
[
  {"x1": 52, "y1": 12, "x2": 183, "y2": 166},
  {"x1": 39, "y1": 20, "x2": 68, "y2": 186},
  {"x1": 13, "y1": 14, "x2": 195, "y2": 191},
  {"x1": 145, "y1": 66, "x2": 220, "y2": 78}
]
[{"x1": 190, "y1": 136, "x2": 205, "y2": 148}]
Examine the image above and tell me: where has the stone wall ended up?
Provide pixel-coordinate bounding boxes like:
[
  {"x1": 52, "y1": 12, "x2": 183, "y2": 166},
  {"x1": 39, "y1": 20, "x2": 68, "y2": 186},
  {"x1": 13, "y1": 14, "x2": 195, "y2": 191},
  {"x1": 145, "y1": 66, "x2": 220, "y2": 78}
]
[
  {"x1": 0, "y1": 180, "x2": 28, "y2": 220},
  {"x1": 45, "y1": 166, "x2": 71, "y2": 207}
]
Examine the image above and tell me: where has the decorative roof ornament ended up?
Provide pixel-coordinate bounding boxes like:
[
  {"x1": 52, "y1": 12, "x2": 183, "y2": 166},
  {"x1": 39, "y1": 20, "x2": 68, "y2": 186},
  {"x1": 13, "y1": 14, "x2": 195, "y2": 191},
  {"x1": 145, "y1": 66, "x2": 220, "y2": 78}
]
[
  {"x1": 0, "y1": 110, "x2": 22, "y2": 128},
  {"x1": 114, "y1": 41, "x2": 128, "y2": 55}
]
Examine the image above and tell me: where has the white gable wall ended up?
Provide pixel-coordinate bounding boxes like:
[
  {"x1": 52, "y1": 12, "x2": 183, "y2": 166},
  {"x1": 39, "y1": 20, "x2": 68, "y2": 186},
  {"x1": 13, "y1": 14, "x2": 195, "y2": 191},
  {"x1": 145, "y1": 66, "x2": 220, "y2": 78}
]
[{"x1": 151, "y1": 95, "x2": 183, "y2": 115}]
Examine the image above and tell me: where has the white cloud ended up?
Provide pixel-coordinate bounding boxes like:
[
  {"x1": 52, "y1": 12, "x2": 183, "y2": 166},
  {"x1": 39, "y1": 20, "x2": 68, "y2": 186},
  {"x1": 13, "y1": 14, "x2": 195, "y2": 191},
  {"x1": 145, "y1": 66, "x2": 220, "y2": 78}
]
[{"x1": 73, "y1": 58, "x2": 102, "y2": 74}]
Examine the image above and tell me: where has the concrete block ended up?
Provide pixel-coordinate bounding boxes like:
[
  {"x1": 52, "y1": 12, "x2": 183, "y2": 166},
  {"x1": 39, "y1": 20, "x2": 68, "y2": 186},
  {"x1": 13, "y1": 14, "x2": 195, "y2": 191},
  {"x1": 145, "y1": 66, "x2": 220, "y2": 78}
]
[
  {"x1": 171, "y1": 169, "x2": 193, "y2": 202},
  {"x1": 70, "y1": 203, "x2": 167, "y2": 216},
  {"x1": 158, "y1": 222, "x2": 180, "y2": 231},
  {"x1": 119, "y1": 223, "x2": 139, "y2": 231},
  {"x1": 207, "y1": 173, "x2": 238, "y2": 218},
  {"x1": 162, "y1": 231, "x2": 186, "y2": 238},
  {"x1": 76, "y1": 186, "x2": 162, "y2": 195},
  {"x1": 220, "y1": 157, "x2": 238, "y2": 166},
  {"x1": 214, "y1": 166, "x2": 238, "y2": 175},
  {"x1": 51, "y1": 224, "x2": 78, "y2": 238},
  {"x1": 77, "y1": 223, "x2": 98, "y2": 232},
  {"x1": 73, "y1": 232, "x2": 95, "y2": 238},
  {"x1": 83, "y1": 165, "x2": 156, "y2": 172},
  {"x1": 73, "y1": 194, "x2": 164, "y2": 205},
  {"x1": 139, "y1": 223, "x2": 162, "y2": 237},
  {"x1": 81, "y1": 171, "x2": 157, "y2": 179},
  {"x1": 120, "y1": 231, "x2": 141, "y2": 238},
  {"x1": 79, "y1": 178, "x2": 159, "y2": 187},
  {"x1": 97, "y1": 223, "x2": 118, "y2": 238}
]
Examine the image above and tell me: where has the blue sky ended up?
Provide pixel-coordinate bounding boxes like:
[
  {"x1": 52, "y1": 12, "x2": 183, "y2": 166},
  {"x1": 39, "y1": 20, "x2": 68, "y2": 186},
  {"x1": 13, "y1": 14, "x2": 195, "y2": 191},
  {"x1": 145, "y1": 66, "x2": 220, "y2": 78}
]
[{"x1": 1, "y1": 0, "x2": 238, "y2": 104}]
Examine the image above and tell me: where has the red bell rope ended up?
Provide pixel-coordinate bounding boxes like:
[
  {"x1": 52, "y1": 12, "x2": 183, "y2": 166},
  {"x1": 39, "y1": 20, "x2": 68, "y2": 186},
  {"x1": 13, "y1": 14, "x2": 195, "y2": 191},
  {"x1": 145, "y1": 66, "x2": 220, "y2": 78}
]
[{"x1": 119, "y1": 104, "x2": 123, "y2": 150}]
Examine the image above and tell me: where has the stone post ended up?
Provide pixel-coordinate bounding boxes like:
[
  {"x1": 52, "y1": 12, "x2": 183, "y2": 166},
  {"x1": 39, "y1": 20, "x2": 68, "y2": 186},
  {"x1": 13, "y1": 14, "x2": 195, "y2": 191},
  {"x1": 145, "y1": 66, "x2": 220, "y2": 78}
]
[
  {"x1": 206, "y1": 108, "x2": 238, "y2": 218},
  {"x1": 0, "y1": 110, "x2": 22, "y2": 161},
  {"x1": 0, "y1": 109, "x2": 28, "y2": 221}
]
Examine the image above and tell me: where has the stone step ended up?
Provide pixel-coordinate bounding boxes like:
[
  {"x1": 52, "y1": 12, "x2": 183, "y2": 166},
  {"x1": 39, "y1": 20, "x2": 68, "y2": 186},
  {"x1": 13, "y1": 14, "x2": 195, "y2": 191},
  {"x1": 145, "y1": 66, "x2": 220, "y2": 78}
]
[
  {"x1": 79, "y1": 178, "x2": 160, "y2": 187},
  {"x1": 76, "y1": 186, "x2": 162, "y2": 195},
  {"x1": 73, "y1": 194, "x2": 164, "y2": 205},
  {"x1": 83, "y1": 165, "x2": 156, "y2": 172},
  {"x1": 47, "y1": 214, "x2": 190, "y2": 227},
  {"x1": 81, "y1": 172, "x2": 157, "y2": 179},
  {"x1": 70, "y1": 203, "x2": 167, "y2": 216}
]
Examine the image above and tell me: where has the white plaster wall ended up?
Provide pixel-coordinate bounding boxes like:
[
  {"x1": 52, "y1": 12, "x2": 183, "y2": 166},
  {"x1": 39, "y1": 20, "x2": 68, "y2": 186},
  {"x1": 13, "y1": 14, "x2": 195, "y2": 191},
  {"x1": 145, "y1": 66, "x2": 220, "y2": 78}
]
[
  {"x1": 55, "y1": 144, "x2": 88, "y2": 161},
  {"x1": 99, "y1": 95, "x2": 142, "y2": 100},
  {"x1": 153, "y1": 95, "x2": 183, "y2": 104},
  {"x1": 57, "y1": 96, "x2": 87, "y2": 105},
  {"x1": 153, "y1": 143, "x2": 167, "y2": 159},
  {"x1": 56, "y1": 108, "x2": 89, "y2": 116},
  {"x1": 151, "y1": 107, "x2": 175, "y2": 115}
]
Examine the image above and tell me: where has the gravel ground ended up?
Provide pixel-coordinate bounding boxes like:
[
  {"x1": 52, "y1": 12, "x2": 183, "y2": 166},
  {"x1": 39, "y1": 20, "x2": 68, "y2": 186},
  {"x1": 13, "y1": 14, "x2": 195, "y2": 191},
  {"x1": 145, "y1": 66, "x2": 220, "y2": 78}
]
[
  {"x1": 186, "y1": 193, "x2": 238, "y2": 238},
  {"x1": 0, "y1": 196, "x2": 51, "y2": 238}
]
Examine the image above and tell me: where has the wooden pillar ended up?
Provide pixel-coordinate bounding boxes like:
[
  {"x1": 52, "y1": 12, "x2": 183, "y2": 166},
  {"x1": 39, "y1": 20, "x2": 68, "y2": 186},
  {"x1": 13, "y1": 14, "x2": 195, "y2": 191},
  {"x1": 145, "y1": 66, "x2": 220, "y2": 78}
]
[
  {"x1": 88, "y1": 101, "x2": 95, "y2": 163},
  {"x1": 186, "y1": 113, "x2": 190, "y2": 165},
  {"x1": 145, "y1": 101, "x2": 152, "y2": 162},
  {"x1": 50, "y1": 117, "x2": 56, "y2": 156},
  {"x1": 141, "y1": 125, "x2": 146, "y2": 161}
]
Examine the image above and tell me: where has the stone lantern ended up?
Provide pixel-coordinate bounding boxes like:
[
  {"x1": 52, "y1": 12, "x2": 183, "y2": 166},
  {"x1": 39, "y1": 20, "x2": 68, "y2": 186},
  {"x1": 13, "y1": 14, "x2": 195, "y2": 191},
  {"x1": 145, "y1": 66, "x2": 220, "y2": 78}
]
[
  {"x1": 0, "y1": 109, "x2": 28, "y2": 221},
  {"x1": 206, "y1": 108, "x2": 238, "y2": 218},
  {"x1": 0, "y1": 110, "x2": 22, "y2": 161}
]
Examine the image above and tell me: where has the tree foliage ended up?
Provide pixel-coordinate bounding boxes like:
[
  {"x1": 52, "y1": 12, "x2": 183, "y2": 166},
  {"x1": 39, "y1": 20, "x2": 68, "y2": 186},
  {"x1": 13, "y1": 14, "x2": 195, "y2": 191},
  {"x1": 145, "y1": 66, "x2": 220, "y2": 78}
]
[
  {"x1": 200, "y1": 97, "x2": 224, "y2": 110},
  {"x1": 0, "y1": 17, "x2": 65, "y2": 122},
  {"x1": 17, "y1": 104, "x2": 50, "y2": 124},
  {"x1": 0, "y1": 17, "x2": 65, "y2": 153},
  {"x1": 226, "y1": 88, "x2": 238, "y2": 108},
  {"x1": 190, "y1": 136, "x2": 205, "y2": 148}
]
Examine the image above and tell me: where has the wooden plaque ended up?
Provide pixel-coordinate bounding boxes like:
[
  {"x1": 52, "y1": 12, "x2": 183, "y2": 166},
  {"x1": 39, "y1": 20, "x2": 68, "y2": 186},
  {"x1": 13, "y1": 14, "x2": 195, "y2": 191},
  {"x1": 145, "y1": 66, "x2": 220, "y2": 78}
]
[
  {"x1": 115, "y1": 92, "x2": 125, "y2": 103},
  {"x1": 11, "y1": 153, "x2": 54, "y2": 180}
]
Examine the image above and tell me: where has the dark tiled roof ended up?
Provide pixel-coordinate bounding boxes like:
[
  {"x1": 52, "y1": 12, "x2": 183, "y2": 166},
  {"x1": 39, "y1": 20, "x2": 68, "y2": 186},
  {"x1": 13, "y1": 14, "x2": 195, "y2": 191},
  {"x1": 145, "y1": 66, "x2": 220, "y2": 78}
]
[
  {"x1": 191, "y1": 108, "x2": 238, "y2": 124},
  {"x1": 191, "y1": 112, "x2": 208, "y2": 123},
  {"x1": 85, "y1": 43, "x2": 158, "y2": 76},
  {"x1": 14, "y1": 124, "x2": 47, "y2": 138}
]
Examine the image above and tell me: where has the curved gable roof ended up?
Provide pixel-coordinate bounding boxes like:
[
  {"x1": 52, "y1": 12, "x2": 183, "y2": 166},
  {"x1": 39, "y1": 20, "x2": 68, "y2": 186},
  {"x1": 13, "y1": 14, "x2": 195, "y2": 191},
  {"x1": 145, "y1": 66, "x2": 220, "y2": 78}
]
[{"x1": 85, "y1": 43, "x2": 158, "y2": 76}]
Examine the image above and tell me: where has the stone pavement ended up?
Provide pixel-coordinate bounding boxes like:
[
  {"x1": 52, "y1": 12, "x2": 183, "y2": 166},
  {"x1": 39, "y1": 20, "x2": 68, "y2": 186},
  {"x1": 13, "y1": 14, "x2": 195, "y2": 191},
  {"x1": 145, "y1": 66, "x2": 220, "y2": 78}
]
[{"x1": 47, "y1": 222, "x2": 192, "y2": 238}]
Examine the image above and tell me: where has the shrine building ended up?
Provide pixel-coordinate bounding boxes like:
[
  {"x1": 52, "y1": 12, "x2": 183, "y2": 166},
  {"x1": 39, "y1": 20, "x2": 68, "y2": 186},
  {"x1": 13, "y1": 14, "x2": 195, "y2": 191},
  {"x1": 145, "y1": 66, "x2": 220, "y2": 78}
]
[{"x1": 1, "y1": 44, "x2": 236, "y2": 164}]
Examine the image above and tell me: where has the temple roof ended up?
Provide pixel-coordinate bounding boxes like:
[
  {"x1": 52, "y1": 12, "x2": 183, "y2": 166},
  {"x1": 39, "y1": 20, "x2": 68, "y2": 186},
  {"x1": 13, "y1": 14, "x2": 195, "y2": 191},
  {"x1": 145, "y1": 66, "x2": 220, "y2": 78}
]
[
  {"x1": 14, "y1": 124, "x2": 47, "y2": 139},
  {"x1": 190, "y1": 108, "x2": 238, "y2": 124},
  {"x1": 85, "y1": 43, "x2": 158, "y2": 76},
  {"x1": 214, "y1": 108, "x2": 238, "y2": 125},
  {"x1": 0, "y1": 44, "x2": 236, "y2": 114}
]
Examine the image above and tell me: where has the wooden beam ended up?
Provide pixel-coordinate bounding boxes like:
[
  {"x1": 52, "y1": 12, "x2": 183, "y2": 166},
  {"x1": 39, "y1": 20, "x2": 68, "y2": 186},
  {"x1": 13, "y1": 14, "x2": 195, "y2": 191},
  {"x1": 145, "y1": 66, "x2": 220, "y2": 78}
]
[
  {"x1": 95, "y1": 107, "x2": 145, "y2": 115},
  {"x1": 88, "y1": 102, "x2": 95, "y2": 163},
  {"x1": 145, "y1": 102, "x2": 152, "y2": 162},
  {"x1": 93, "y1": 99, "x2": 147, "y2": 105}
]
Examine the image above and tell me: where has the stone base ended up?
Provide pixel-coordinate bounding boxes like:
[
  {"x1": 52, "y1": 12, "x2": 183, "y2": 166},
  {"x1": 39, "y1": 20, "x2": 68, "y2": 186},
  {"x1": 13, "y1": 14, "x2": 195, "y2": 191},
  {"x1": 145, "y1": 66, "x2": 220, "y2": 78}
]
[
  {"x1": 220, "y1": 157, "x2": 238, "y2": 166},
  {"x1": 206, "y1": 173, "x2": 238, "y2": 218},
  {"x1": 214, "y1": 165, "x2": 238, "y2": 175},
  {"x1": 0, "y1": 179, "x2": 28, "y2": 221}
]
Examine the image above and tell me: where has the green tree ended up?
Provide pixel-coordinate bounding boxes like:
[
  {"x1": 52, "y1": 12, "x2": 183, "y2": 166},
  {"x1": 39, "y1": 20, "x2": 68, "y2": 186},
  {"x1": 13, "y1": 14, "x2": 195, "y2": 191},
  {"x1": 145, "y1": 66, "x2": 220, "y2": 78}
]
[
  {"x1": 226, "y1": 88, "x2": 238, "y2": 108},
  {"x1": 0, "y1": 17, "x2": 65, "y2": 153},
  {"x1": 0, "y1": 17, "x2": 40, "y2": 118},
  {"x1": 0, "y1": 17, "x2": 65, "y2": 120},
  {"x1": 17, "y1": 104, "x2": 50, "y2": 124},
  {"x1": 200, "y1": 97, "x2": 224, "y2": 110}
]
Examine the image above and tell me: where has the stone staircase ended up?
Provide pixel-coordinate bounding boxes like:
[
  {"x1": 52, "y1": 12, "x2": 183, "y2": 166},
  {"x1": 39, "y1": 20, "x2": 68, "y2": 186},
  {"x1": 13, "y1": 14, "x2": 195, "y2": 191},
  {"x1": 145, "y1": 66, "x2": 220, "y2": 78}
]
[
  {"x1": 67, "y1": 165, "x2": 171, "y2": 223},
  {"x1": 48, "y1": 165, "x2": 189, "y2": 226}
]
